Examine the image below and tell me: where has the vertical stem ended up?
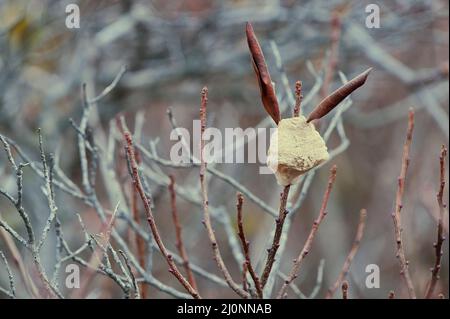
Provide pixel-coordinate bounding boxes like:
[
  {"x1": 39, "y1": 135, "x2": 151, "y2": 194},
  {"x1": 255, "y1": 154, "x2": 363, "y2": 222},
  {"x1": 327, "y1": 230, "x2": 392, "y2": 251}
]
[
  {"x1": 425, "y1": 145, "x2": 447, "y2": 298},
  {"x1": 326, "y1": 209, "x2": 367, "y2": 298},
  {"x1": 341, "y1": 281, "x2": 349, "y2": 299},
  {"x1": 277, "y1": 166, "x2": 337, "y2": 298},
  {"x1": 260, "y1": 184, "x2": 291, "y2": 288},
  {"x1": 391, "y1": 109, "x2": 416, "y2": 299},
  {"x1": 199, "y1": 87, "x2": 250, "y2": 299},
  {"x1": 168, "y1": 175, "x2": 198, "y2": 291},
  {"x1": 236, "y1": 193, "x2": 263, "y2": 298},
  {"x1": 124, "y1": 131, "x2": 200, "y2": 299}
]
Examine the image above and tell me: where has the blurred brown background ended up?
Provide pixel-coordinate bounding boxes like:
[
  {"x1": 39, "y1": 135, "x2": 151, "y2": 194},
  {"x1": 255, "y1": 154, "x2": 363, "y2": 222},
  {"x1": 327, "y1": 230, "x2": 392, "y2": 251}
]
[{"x1": 0, "y1": 0, "x2": 448, "y2": 299}]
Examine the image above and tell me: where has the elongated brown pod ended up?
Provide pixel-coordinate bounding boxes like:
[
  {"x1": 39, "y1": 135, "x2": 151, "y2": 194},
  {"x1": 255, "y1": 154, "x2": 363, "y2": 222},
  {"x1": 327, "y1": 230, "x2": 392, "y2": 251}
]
[
  {"x1": 246, "y1": 22, "x2": 281, "y2": 125},
  {"x1": 306, "y1": 67, "x2": 372, "y2": 123}
]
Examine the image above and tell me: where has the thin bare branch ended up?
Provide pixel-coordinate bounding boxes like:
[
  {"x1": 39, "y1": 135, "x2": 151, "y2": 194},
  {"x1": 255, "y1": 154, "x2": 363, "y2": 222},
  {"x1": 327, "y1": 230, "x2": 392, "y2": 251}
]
[
  {"x1": 124, "y1": 130, "x2": 200, "y2": 299},
  {"x1": 391, "y1": 109, "x2": 416, "y2": 299},
  {"x1": 199, "y1": 87, "x2": 250, "y2": 299},
  {"x1": 277, "y1": 165, "x2": 337, "y2": 298},
  {"x1": 341, "y1": 280, "x2": 349, "y2": 299},
  {"x1": 0, "y1": 251, "x2": 15, "y2": 298},
  {"x1": 236, "y1": 192, "x2": 262, "y2": 298},
  {"x1": 293, "y1": 81, "x2": 303, "y2": 117},
  {"x1": 425, "y1": 145, "x2": 447, "y2": 298},
  {"x1": 326, "y1": 209, "x2": 367, "y2": 298},
  {"x1": 168, "y1": 175, "x2": 198, "y2": 291},
  {"x1": 260, "y1": 185, "x2": 291, "y2": 288}
]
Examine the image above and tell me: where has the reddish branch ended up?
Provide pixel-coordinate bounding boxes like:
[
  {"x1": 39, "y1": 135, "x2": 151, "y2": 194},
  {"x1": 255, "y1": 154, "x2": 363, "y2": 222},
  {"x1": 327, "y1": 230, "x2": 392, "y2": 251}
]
[
  {"x1": 130, "y1": 184, "x2": 147, "y2": 298},
  {"x1": 260, "y1": 184, "x2": 291, "y2": 288},
  {"x1": 168, "y1": 175, "x2": 198, "y2": 291},
  {"x1": 277, "y1": 165, "x2": 338, "y2": 298},
  {"x1": 246, "y1": 22, "x2": 281, "y2": 125},
  {"x1": 425, "y1": 145, "x2": 447, "y2": 298},
  {"x1": 124, "y1": 131, "x2": 200, "y2": 299},
  {"x1": 199, "y1": 87, "x2": 250, "y2": 299},
  {"x1": 293, "y1": 81, "x2": 303, "y2": 117},
  {"x1": 326, "y1": 209, "x2": 367, "y2": 298},
  {"x1": 236, "y1": 192, "x2": 263, "y2": 298},
  {"x1": 306, "y1": 68, "x2": 372, "y2": 123},
  {"x1": 130, "y1": 139, "x2": 146, "y2": 298},
  {"x1": 117, "y1": 116, "x2": 148, "y2": 298},
  {"x1": 391, "y1": 109, "x2": 416, "y2": 299}
]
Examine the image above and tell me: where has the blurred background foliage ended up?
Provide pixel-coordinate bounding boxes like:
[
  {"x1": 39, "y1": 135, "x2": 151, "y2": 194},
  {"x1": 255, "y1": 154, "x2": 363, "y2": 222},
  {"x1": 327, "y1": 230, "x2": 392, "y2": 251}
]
[{"x1": 0, "y1": 0, "x2": 448, "y2": 298}]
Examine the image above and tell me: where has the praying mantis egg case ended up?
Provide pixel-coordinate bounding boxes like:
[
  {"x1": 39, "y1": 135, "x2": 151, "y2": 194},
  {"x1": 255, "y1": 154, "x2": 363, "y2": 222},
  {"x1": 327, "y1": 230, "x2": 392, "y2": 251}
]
[{"x1": 267, "y1": 116, "x2": 329, "y2": 186}]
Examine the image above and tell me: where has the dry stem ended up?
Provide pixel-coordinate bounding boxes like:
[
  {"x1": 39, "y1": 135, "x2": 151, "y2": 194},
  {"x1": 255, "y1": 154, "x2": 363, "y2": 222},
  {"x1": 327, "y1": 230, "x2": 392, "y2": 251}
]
[
  {"x1": 326, "y1": 209, "x2": 367, "y2": 298},
  {"x1": 168, "y1": 175, "x2": 198, "y2": 291},
  {"x1": 124, "y1": 131, "x2": 200, "y2": 299},
  {"x1": 391, "y1": 109, "x2": 416, "y2": 298},
  {"x1": 260, "y1": 184, "x2": 291, "y2": 288},
  {"x1": 236, "y1": 192, "x2": 263, "y2": 298},
  {"x1": 199, "y1": 87, "x2": 250, "y2": 299},
  {"x1": 293, "y1": 81, "x2": 303, "y2": 117},
  {"x1": 425, "y1": 145, "x2": 447, "y2": 298},
  {"x1": 277, "y1": 165, "x2": 337, "y2": 298},
  {"x1": 341, "y1": 280, "x2": 348, "y2": 299}
]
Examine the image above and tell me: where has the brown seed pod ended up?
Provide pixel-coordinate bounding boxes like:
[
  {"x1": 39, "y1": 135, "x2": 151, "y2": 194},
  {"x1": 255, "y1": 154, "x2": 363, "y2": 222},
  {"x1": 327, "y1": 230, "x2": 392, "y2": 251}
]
[
  {"x1": 246, "y1": 22, "x2": 281, "y2": 125},
  {"x1": 267, "y1": 116, "x2": 329, "y2": 186},
  {"x1": 306, "y1": 68, "x2": 372, "y2": 123}
]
